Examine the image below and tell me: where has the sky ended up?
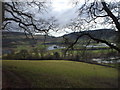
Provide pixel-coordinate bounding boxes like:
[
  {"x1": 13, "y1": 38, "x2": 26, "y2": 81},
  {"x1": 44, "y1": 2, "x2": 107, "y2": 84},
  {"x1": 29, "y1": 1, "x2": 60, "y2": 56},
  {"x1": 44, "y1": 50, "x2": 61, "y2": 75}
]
[
  {"x1": 5, "y1": 0, "x2": 78, "y2": 37},
  {"x1": 48, "y1": 0, "x2": 78, "y2": 36},
  {"x1": 5, "y1": 0, "x2": 118, "y2": 37},
  {"x1": 35, "y1": 0, "x2": 116, "y2": 37},
  {"x1": 35, "y1": 0, "x2": 83, "y2": 37}
]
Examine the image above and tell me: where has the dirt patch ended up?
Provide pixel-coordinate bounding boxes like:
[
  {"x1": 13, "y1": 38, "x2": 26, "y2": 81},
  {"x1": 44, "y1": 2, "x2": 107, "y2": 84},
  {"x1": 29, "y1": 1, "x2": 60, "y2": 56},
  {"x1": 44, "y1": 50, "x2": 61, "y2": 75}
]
[{"x1": 2, "y1": 70, "x2": 31, "y2": 88}]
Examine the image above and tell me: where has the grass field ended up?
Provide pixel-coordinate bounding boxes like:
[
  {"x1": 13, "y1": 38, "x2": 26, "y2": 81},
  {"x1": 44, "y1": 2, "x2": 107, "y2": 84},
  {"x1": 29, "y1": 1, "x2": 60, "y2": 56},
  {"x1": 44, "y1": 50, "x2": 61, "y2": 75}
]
[{"x1": 2, "y1": 60, "x2": 119, "y2": 88}]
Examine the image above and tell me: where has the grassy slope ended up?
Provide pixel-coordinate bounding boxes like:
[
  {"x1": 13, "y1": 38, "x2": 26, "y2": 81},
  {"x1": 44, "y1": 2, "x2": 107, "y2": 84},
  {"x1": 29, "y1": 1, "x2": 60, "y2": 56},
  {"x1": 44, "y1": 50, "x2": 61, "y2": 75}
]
[{"x1": 3, "y1": 60, "x2": 118, "y2": 88}]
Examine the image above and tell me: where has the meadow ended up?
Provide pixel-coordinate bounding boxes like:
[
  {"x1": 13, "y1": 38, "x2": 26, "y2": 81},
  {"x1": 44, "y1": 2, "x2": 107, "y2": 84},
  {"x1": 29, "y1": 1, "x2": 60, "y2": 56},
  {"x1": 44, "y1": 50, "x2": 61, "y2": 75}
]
[{"x1": 2, "y1": 60, "x2": 118, "y2": 88}]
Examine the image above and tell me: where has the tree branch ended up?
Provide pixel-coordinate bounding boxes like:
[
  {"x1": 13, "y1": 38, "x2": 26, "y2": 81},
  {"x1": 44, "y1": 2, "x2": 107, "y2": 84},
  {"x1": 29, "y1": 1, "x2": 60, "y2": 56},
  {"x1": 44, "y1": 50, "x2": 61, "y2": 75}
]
[
  {"x1": 101, "y1": 1, "x2": 120, "y2": 31},
  {"x1": 66, "y1": 33, "x2": 120, "y2": 53}
]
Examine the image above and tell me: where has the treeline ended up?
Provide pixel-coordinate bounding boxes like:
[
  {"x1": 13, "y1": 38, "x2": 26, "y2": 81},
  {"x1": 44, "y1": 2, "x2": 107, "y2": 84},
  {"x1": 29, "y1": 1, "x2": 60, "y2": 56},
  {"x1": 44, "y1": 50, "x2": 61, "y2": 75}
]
[{"x1": 2, "y1": 45, "x2": 119, "y2": 62}]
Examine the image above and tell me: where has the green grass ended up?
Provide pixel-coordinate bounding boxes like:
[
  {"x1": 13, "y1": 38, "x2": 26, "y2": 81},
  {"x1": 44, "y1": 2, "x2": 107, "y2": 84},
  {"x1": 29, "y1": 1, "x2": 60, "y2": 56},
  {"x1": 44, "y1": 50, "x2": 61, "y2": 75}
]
[{"x1": 3, "y1": 60, "x2": 119, "y2": 88}]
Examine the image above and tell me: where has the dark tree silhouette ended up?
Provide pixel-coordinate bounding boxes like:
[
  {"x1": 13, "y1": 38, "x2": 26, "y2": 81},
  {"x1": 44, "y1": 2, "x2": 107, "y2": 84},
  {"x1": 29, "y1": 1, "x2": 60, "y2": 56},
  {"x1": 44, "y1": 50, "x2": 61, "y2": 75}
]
[
  {"x1": 65, "y1": 0, "x2": 120, "y2": 53},
  {"x1": 1, "y1": 0, "x2": 120, "y2": 53},
  {"x1": 2, "y1": 1, "x2": 58, "y2": 38}
]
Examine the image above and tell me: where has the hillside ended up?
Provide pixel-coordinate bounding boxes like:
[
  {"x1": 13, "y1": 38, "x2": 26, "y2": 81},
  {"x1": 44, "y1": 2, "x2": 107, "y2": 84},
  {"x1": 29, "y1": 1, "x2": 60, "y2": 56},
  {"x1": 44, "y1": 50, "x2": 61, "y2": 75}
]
[
  {"x1": 2, "y1": 29, "x2": 117, "y2": 48},
  {"x1": 63, "y1": 29, "x2": 117, "y2": 41},
  {"x1": 3, "y1": 60, "x2": 118, "y2": 88},
  {"x1": 2, "y1": 31, "x2": 60, "y2": 48}
]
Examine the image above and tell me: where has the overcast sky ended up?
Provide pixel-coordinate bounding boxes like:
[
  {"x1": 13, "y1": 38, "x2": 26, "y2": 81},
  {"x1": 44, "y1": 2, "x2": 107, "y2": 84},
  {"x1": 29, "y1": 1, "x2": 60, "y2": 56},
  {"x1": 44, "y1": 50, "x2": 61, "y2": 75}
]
[
  {"x1": 36, "y1": 0, "x2": 116, "y2": 37},
  {"x1": 35, "y1": 0, "x2": 83, "y2": 36},
  {"x1": 5, "y1": 0, "x2": 118, "y2": 37}
]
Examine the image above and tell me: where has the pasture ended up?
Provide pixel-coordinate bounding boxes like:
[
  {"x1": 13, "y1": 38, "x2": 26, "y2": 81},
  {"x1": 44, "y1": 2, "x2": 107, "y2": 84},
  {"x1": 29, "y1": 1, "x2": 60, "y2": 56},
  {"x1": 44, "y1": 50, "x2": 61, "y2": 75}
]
[{"x1": 2, "y1": 60, "x2": 118, "y2": 88}]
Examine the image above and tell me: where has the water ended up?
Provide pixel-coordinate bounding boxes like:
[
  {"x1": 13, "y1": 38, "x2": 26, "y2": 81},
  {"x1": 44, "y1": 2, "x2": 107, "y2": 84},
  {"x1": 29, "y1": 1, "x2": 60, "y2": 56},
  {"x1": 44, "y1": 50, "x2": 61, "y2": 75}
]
[
  {"x1": 47, "y1": 45, "x2": 65, "y2": 50},
  {"x1": 47, "y1": 44, "x2": 120, "y2": 64},
  {"x1": 92, "y1": 57, "x2": 120, "y2": 64},
  {"x1": 83, "y1": 43, "x2": 109, "y2": 48}
]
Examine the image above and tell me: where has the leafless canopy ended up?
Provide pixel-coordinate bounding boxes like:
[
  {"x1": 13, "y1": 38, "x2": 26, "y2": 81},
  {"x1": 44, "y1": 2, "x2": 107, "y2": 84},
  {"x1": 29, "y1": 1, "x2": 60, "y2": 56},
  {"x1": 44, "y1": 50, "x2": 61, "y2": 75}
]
[
  {"x1": 2, "y1": 0, "x2": 58, "y2": 37},
  {"x1": 65, "y1": 0, "x2": 120, "y2": 53}
]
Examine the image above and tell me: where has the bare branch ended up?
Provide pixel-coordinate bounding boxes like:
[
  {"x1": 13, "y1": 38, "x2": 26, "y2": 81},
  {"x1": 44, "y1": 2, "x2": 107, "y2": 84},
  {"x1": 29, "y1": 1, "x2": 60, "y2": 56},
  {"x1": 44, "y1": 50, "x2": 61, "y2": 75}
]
[{"x1": 65, "y1": 32, "x2": 120, "y2": 53}]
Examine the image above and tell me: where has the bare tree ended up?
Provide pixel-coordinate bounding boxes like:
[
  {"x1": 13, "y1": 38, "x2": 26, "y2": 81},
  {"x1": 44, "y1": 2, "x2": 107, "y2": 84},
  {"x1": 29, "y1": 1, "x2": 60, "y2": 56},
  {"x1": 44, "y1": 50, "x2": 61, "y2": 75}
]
[
  {"x1": 2, "y1": 0, "x2": 58, "y2": 38},
  {"x1": 2, "y1": 0, "x2": 120, "y2": 53},
  {"x1": 65, "y1": 0, "x2": 120, "y2": 53}
]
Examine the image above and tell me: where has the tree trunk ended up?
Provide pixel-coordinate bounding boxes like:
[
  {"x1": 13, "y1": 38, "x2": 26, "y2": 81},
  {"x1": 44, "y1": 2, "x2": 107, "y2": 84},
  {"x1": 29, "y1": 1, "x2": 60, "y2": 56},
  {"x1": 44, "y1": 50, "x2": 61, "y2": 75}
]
[{"x1": 101, "y1": 1, "x2": 120, "y2": 32}]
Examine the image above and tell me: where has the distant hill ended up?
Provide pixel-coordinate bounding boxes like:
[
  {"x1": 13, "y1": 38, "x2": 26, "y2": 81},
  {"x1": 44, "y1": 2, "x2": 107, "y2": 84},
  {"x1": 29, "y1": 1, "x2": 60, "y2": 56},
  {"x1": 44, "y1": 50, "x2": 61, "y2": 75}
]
[
  {"x1": 63, "y1": 29, "x2": 118, "y2": 41},
  {"x1": 2, "y1": 31, "x2": 61, "y2": 48},
  {"x1": 2, "y1": 31, "x2": 27, "y2": 36},
  {"x1": 2, "y1": 29, "x2": 118, "y2": 48},
  {"x1": 2, "y1": 31, "x2": 34, "y2": 48}
]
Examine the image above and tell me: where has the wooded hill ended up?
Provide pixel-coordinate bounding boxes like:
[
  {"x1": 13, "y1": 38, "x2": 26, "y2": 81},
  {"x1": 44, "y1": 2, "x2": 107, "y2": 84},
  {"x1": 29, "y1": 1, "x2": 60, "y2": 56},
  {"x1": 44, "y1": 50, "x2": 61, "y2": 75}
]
[{"x1": 2, "y1": 29, "x2": 117, "y2": 48}]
